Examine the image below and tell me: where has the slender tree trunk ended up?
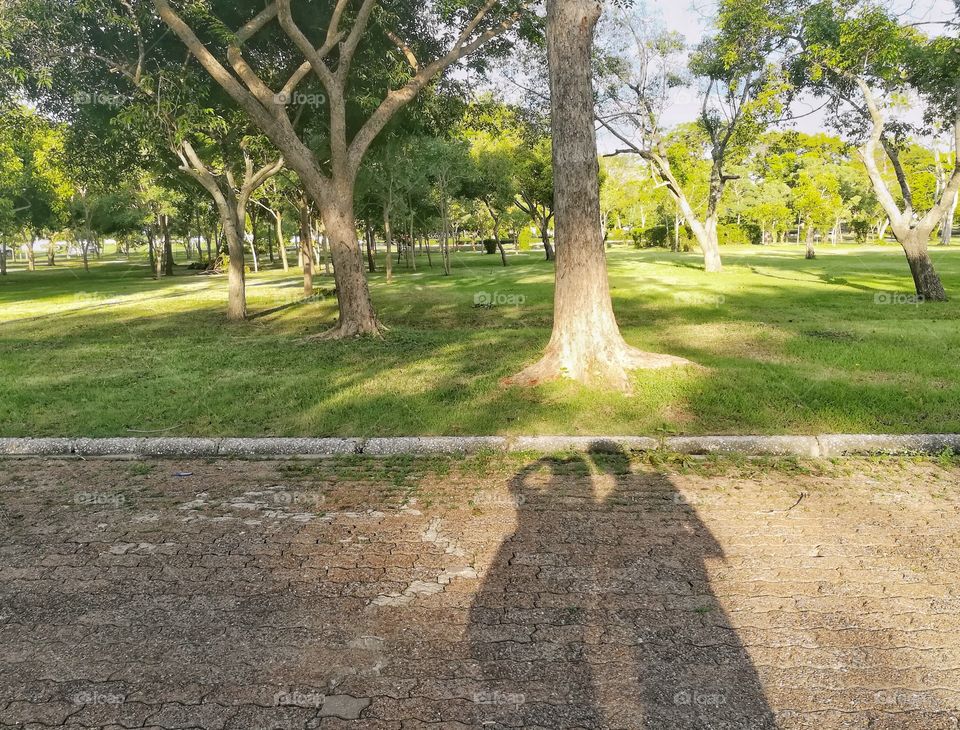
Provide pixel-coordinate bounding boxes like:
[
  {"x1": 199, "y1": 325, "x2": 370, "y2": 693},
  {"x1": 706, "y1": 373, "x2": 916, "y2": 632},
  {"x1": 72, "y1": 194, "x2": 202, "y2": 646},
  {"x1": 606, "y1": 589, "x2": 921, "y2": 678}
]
[
  {"x1": 805, "y1": 224, "x2": 816, "y2": 260},
  {"x1": 365, "y1": 225, "x2": 376, "y2": 273},
  {"x1": 47, "y1": 240, "x2": 55, "y2": 266},
  {"x1": 504, "y1": 0, "x2": 690, "y2": 390},
  {"x1": 441, "y1": 200, "x2": 452, "y2": 275},
  {"x1": 27, "y1": 237, "x2": 35, "y2": 272},
  {"x1": 274, "y1": 210, "x2": 289, "y2": 271},
  {"x1": 941, "y1": 191, "x2": 957, "y2": 246},
  {"x1": 540, "y1": 216, "x2": 554, "y2": 261},
  {"x1": 407, "y1": 218, "x2": 416, "y2": 272},
  {"x1": 383, "y1": 207, "x2": 394, "y2": 283},
  {"x1": 425, "y1": 234, "x2": 433, "y2": 268},
  {"x1": 160, "y1": 214, "x2": 175, "y2": 276},
  {"x1": 81, "y1": 239, "x2": 90, "y2": 272},
  {"x1": 878, "y1": 218, "x2": 889, "y2": 241},
  {"x1": 0, "y1": 240, "x2": 6, "y2": 275},
  {"x1": 249, "y1": 209, "x2": 259, "y2": 273},
  {"x1": 902, "y1": 233, "x2": 947, "y2": 301},
  {"x1": 147, "y1": 229, "x2": 159, "y2": 280},
  {"x1": 298, "y1": 200, "x2": 314, "y2": 298},
  {"x1": 493, "y1": 221, "x2": 507, "y2": 266}
]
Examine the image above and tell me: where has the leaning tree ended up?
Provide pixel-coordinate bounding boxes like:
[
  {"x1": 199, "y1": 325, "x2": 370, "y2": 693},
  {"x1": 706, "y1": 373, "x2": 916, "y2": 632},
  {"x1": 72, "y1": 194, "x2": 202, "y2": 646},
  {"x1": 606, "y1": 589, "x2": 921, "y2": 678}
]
[
  {"x1": 596, "y1": 0, "x2": 794, "y2": 272},
  {"x1": 11, "y1": 0, "x2": 287, "y2": 318},
  {"x1": 798, "y1": 0, "x2": 960, "y2": 300}
]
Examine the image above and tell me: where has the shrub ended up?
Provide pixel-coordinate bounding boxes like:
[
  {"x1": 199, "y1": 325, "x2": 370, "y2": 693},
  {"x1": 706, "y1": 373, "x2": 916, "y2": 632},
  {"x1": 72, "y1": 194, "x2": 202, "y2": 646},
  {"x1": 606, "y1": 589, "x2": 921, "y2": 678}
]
[
  {"x1": 718, "y1": 223, "x2": 754, "y2": 245},
  {"x1": 517, "y1": 229, "x2": 533, "y2": 251},
  {"x1": 851, "y1": 220, "x2": 871, "y2": 244}
]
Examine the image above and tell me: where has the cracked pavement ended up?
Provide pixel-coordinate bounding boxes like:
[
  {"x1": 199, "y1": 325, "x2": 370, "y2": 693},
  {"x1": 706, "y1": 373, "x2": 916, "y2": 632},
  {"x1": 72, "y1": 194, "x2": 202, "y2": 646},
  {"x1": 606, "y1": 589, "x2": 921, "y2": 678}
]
[{"x1": 1, "y1": 452, "x2": 960, "y2": 729}]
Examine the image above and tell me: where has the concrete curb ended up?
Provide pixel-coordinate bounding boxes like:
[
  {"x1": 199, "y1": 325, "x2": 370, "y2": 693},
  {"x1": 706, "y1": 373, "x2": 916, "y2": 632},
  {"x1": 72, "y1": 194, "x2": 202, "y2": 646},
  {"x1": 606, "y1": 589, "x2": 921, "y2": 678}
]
[
  {"x1": 1, "y1": 434, "x2": 959, "y2": 458},
  {"x1": 816, "y1": 433, "x2": 960, "y2": 457},
  {"x1": 665, "y1": 435, "x2": 822, "y2": 457}
]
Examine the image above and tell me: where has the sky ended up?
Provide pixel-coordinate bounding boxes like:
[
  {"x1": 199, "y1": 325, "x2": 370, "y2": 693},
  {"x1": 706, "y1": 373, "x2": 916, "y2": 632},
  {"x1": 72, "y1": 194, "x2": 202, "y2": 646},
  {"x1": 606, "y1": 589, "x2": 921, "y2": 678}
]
[{"x1": 652, "y1": 0, "x2": 958, "y2": 132}]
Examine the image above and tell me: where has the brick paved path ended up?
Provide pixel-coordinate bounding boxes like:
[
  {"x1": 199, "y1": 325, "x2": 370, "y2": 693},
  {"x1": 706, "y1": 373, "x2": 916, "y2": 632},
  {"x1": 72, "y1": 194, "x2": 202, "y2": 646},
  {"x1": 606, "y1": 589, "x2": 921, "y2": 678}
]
[{"x1": 1, "y1": 453, "x2": 959, "y2": 729}]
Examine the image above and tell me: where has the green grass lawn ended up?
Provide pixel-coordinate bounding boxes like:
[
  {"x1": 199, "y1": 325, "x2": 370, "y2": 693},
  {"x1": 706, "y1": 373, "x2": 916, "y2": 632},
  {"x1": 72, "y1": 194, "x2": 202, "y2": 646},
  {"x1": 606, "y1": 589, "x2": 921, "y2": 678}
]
[{"x1": 1, "y1": 241, "x2": 959, "y2": 436}]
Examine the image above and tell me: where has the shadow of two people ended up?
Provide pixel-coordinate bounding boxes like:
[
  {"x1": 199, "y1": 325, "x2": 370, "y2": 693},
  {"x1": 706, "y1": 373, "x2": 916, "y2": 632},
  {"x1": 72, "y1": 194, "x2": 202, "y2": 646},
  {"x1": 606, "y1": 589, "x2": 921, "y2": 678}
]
[{"x1": 469, "y1": 443, "x2": 776, "y2": 729}]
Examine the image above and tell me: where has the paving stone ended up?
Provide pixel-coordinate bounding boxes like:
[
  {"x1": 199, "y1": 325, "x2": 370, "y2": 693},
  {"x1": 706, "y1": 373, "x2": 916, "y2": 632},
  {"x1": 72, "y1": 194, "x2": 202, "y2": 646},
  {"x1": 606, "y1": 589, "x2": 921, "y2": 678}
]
[{"x1": 2, "y1": 455, "x2": 960, "y2": 729}]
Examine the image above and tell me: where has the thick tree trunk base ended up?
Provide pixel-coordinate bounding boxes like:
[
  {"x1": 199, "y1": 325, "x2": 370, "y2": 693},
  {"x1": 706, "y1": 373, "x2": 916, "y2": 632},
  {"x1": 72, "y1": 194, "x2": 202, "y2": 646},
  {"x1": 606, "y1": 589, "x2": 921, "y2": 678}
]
[
  {"x1": 305, "y1": 318, "x2": 385, "y2": 341},
  {"x1": 905, "y1": 247, "x2": 947, "y2": 301},
  {"x1": 805, "y1": 249, "x2": 816, "y2": 260},
  {"x1": 503, "y1": 335, "x2": 692, "y2": 392},
  {"x1": 701, "y1": 243, "x2": 722, "y2": 272}
]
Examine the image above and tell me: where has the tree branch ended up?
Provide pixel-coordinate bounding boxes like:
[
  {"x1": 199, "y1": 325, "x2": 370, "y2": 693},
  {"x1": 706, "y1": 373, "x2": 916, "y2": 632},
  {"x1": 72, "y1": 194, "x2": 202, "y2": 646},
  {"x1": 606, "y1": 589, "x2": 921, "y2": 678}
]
[{"x1": 347, "y1": 4, "x2": 520, "y2": 174}]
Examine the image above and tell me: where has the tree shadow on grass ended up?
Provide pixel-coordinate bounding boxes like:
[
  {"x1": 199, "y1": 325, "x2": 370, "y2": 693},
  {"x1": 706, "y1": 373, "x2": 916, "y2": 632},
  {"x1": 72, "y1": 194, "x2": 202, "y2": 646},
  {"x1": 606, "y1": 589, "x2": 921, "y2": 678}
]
[{"x1": 468, "y1": 445, "x2": 776, "y2": 729}]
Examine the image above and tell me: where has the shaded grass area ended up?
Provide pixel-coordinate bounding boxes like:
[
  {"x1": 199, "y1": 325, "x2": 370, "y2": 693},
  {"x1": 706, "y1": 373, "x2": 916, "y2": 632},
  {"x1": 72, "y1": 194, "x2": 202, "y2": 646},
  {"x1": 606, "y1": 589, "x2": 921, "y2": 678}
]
[{"x1": 1, "y1": 242, "x2": 959, "y2": 436}]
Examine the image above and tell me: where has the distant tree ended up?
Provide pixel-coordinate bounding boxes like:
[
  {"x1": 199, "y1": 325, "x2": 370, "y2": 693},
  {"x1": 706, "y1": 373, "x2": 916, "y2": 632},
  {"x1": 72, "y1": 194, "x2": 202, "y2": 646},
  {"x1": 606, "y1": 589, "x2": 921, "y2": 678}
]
[
  {"x1": 597, "y1": 0, "x2": 795, "y2": 271},
  {"x1": 421, "y1": 137, "x2": 472, "y2": 275},
  {"x1": 513, "y1": 137, "x2": 555, "y2": 260},
  {"x1": 0, "y1": 109, "x2": 72, "y2": 270},
  {"x1": 798, "y1": 0, "x2": 960, "y2": 299},
  {"x1": 462, "y1": 121, "x2": 519, "y2": 266}
]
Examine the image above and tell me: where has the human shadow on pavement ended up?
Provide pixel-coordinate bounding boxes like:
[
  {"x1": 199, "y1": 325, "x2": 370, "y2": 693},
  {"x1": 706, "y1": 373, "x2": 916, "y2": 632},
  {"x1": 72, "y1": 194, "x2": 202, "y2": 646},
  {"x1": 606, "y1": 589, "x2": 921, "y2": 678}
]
[{"x1": 468, "y1": 445, "x2": 776, "y2": 729}]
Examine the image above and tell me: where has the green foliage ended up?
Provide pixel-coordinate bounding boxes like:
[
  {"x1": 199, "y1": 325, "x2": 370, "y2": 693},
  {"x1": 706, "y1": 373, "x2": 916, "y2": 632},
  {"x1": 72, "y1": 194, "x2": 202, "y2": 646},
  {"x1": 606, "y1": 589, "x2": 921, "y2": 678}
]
[
  {"x1": 0, "y1": 107, "x2": 72, "y2": 237},
  {"x1": 717, "y1": 223, "x2": 753, "y2": 245}
]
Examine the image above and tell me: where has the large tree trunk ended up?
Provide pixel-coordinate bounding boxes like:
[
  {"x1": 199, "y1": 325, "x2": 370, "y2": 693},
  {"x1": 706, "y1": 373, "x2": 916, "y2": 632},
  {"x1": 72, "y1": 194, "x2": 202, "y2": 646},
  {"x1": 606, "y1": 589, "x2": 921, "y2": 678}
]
[
  {"x1": 504, "y1": 0, "x2": 690, "y2": 391},
  {"x1": 701, "y1": 217, "x2": 722, "y2": 271},
  {"x1": 313, "y1": 189, "x2": 380, "y2": 337},
  {"x1": 902, "y1": 233, "x2": 947, "y2": 301},
  {"x1": 222, "y1": 206, "x2": 247, "y2": 320},
  {"x1": 941, "y1": 191, "x2": 957, "y2": 246},
  {"x1": 47, "y1": 241, "x2": 55, "y2": 266},
  {"x1": 676, "y1": 204, "x2": 721, "y2": 269}
]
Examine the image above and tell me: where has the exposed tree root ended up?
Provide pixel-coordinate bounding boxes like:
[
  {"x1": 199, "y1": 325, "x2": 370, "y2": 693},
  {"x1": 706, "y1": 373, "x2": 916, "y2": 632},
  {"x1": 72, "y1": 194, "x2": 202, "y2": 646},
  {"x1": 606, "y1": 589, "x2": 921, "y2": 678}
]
[
  {"x1": 304, "y1": 318, "x2": 386, "y2": 342},
  {"x1": 503, "y1": 338, "x2": 694, "y2": 393}
]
